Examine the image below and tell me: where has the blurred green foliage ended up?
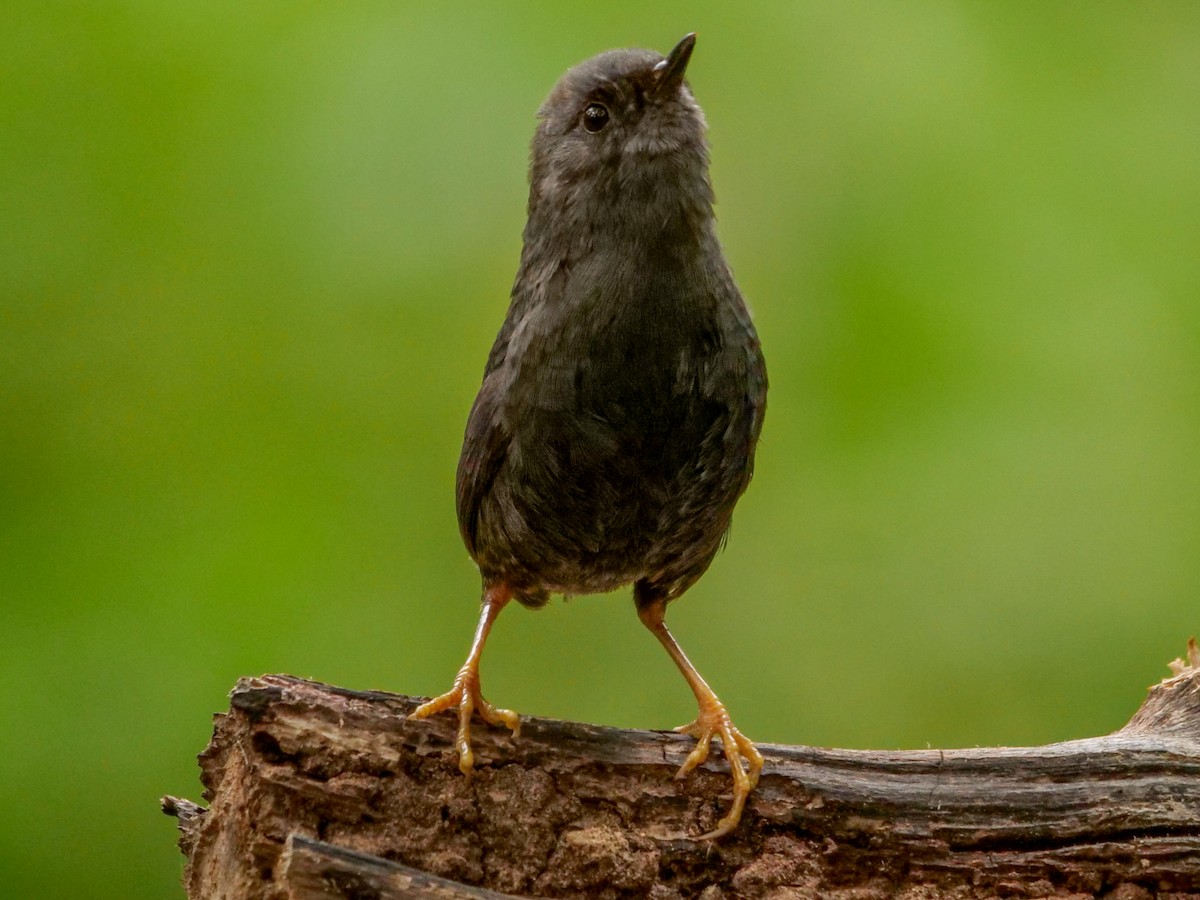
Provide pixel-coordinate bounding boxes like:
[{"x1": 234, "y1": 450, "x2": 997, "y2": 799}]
[{"x1": 2, "y1": 3, "x2": 1198, "y2": 896}]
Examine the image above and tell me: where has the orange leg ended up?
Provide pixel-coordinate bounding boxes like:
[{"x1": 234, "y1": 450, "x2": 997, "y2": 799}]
[
  {"x1": 409, "y1": 584, "x2": 520, "y2": 776},
  {"x1": 637, "y1": 596, "x2": 764, "y2": 840}
]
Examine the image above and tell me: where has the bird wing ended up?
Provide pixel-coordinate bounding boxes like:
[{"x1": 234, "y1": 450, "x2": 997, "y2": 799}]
[{"x1": 455, "y1": 374, "x2": 509, "y2": 561}]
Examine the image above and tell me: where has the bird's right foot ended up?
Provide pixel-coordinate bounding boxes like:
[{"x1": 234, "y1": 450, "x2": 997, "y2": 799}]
[{"x1": 409, "y1": 672, "x2": 520, "y2": 777}]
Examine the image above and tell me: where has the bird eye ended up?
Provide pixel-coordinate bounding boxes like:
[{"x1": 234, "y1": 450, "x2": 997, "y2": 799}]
[{"x1": 582, "y1": 103, "x2": 610, "y2": 133}]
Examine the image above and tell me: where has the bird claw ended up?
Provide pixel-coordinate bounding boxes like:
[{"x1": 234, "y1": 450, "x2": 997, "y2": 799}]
[
  {"x1": 409, "y1": 672, "x2": 520, "y2": 777},
  {"x1": 672, "y1": 700, "x2": 764, "y2": 840}
]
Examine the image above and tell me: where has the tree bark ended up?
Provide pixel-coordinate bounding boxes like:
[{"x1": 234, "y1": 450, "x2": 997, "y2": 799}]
[{"x1": 164, "y1": 641, "x2": 1200, "y2": 899}]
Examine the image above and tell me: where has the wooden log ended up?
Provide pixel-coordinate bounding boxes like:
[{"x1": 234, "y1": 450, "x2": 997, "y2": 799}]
[{"x1": 164, "y1": 640, "x2": 1200, "y2": 899}]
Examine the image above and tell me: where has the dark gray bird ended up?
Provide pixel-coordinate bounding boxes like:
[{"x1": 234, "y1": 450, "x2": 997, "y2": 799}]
[{"x1": 411, "y1": 33, "x2": 767, "y2": 839}]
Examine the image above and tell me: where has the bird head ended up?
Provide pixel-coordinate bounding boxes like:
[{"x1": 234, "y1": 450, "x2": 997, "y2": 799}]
[{"x1": 526, "y1": 34, "x2": 712, "y2": 229}]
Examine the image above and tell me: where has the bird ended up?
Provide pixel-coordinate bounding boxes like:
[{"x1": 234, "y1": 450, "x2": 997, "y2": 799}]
[{"x1": 410, "y1": 33, "x2": 768, "y2": 840}]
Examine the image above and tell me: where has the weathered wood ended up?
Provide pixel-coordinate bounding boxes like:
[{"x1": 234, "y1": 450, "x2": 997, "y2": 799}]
[
  {"x1": 164, "y1": 640, "x2": 1200, "y2": 899},
  {"x1": 280, "y1": 835, "x2": 521, "y2": 899}
]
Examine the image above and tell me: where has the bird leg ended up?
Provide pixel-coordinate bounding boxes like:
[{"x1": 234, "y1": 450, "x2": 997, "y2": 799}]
[
  {"x1": 409, "y1": 584, "x2": 519, "y2": 777},
  {"x1": 637, "y1": 596, "x2": 764, "y2": 840}
]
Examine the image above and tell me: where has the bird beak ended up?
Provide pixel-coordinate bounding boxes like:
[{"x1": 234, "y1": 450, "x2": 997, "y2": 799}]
[{"x1": 653, "y1": 33, "x2": 696, "y2": 95}]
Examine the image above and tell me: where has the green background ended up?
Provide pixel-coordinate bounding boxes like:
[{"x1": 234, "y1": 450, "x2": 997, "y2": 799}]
[{"x1": 3, "y1": 3, "x2": 1198, "y2": 896}]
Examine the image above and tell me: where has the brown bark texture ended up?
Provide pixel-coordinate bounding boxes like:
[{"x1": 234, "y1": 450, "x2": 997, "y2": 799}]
[{"x1": 164, "y1": 641, "x2": 1200, "y2": 899}]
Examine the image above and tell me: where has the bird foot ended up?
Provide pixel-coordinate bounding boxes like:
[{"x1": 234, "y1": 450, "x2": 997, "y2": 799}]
[
  {"x1": 673, "y1": 700, "x2": 764, "y2": 840},
  {"x1": 409, "y1": 672, "x2": 520, "y2": 777}
]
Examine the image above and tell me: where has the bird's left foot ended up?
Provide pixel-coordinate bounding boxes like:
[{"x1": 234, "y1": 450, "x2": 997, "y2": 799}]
[{"x1": 673, "y1": 698, "x2": 764, "y2": 840}]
